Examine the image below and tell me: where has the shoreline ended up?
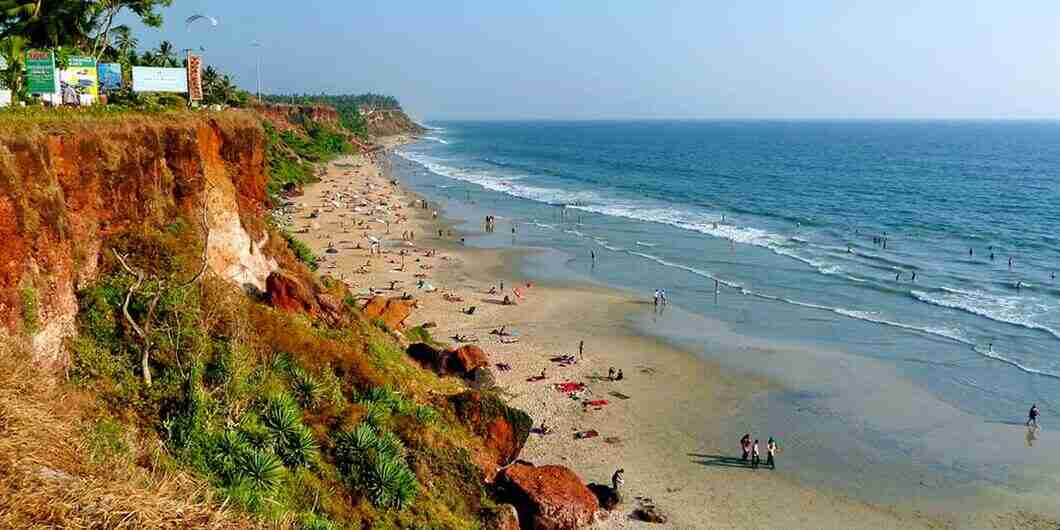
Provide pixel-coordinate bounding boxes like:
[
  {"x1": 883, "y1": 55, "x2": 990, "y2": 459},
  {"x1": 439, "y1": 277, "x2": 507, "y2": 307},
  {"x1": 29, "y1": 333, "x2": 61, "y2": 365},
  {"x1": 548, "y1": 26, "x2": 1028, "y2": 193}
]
[{"x1": 275, "y1": 138, "x2": 1054, "y2": 528}]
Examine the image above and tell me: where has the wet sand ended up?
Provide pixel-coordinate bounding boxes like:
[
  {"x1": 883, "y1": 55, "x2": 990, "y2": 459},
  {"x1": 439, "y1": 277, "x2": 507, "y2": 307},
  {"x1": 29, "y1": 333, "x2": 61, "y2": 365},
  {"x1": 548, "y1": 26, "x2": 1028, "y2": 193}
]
[{"x1": 271, "y1": 142, "x2": 1053, "y2": 529}]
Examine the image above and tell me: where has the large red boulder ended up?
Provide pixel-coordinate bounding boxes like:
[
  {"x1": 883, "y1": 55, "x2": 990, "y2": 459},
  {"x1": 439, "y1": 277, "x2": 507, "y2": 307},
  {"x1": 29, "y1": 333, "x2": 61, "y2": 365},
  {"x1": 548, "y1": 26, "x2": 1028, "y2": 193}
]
[
  {"x1": 450, "y1": 391, "x2": 532, "y2": 480},
  {"x1": 266, "y1": 270, "x2": 317, "y2": 314},
  {"x1": 361, "y1": 296, "x2": 414, "y2": 329},
  {"x1": 499, "y1": 463, "x2": 599, "y2": 530},
  {"x1": 448, "y1": 344, "x2": 488, "y2": 374}
]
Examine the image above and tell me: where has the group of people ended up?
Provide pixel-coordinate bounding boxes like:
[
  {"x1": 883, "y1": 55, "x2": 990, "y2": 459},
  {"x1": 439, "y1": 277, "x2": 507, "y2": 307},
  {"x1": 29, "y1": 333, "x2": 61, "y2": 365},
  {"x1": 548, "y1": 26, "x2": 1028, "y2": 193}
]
[
  {"x1": 740, "y1": 434, "x2": 778, "y2": 470},
  {"x1": 606, "y1": 367, "x2": 624, "y2": 381},
  {"x1": 484, "y1": 215, "x2": 497, "y2": 233}
]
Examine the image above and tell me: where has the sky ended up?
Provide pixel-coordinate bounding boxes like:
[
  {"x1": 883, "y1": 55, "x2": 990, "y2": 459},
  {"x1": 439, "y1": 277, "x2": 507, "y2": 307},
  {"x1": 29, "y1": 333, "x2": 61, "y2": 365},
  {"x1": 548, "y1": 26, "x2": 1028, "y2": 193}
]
[{"x1": 127, "y1": 0, "x2": 1060, "y2": 121}]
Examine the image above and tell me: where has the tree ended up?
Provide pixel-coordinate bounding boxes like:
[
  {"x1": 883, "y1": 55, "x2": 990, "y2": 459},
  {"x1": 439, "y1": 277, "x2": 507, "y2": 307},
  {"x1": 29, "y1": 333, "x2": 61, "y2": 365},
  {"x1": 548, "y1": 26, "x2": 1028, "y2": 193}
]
[
  {"x1": 149, "y1": 39, "x2": 176, "y2": 67},
  {"x1": 110, "y1": 24, "x2": 137, "y2": 61},
  {"x1": 89, "y1": 0, "x2": 171, "y2": 61},
  {"x1": 0, "y1": 0, "x2": 96, "y2": 48},
  {"x1": 0, "y1": 34, "x2": 26, "y2": 101}
]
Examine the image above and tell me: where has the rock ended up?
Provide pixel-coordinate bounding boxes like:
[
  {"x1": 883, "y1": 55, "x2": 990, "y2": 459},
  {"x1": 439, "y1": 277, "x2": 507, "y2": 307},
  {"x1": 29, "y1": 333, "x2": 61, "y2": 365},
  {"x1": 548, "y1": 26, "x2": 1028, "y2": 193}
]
[
  {"x1": 361, "y1": 296, "x2": 414, "y2": 329},
  {"x1": 448, "y1": 344, "x2": 488, "y2": 374},
  {"x1": 266, "y1": 270, "x2": 317, "y2": 314},
  {"x1": 483, "y1": 504, "x2": 520, "y2": 530},
  {"x1": 468, "y1": 366, "x2": 496, "y2": 390},
  {"x1": 633, "y1": 505, "x2": 668, "y2": 523},
  {"x1": 499, "y1": 462, "x2": 599, "y2": 530},
  {"x1": 407, "y1": 342, "x2": 447, "y2": 372},
  {"x1": 588, "y1": 483, "x2": 622, "y2": 511},
  {"x1": 450, "y1": 391, "x2": 532, "y2": 477}
]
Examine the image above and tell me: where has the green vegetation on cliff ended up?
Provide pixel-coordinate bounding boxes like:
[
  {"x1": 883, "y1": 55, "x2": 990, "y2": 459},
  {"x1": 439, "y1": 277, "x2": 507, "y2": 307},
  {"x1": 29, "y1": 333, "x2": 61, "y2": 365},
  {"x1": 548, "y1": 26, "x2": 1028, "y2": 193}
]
[{"x1": 0, "y1": 111, "x2": 520, "y2": 529}]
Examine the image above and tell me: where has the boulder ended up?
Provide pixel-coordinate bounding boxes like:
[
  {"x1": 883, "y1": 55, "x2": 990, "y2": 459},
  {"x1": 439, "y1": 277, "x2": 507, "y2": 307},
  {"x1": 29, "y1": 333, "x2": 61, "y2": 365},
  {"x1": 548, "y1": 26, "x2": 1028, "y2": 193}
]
[
  {"x1": 483, "y1": 504, "x2": 520, "y2": 530},
  {"x1": 448, "y1": 344, "x2": 488, "y2": 374},
  {"x1": 588, "y1": 483, "x2": 622, "y2": 511},
  {"x1": 361, "y1": 296, "x2": 414, "y2": 329},
  {"x1": 633, "y1": 505, "x2": 667, "y2": 524},
  {"x1": 450, "y1": 391, "x2": 532, "y2": 477},
  {"x1": 499, "y1": 462, "x2": 599, "y2": 530},
  {"x1": 407, "y1": 342, "x2": 447, "y2": 372},
  {"x1": 266, "y1": 270, "x2": 317, "y2": 314}
]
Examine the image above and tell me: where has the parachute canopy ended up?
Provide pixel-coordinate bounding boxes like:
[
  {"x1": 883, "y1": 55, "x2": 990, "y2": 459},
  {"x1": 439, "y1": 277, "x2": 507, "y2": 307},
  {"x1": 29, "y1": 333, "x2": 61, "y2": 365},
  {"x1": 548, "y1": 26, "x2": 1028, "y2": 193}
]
[{"x1": 185, "y1": 15, "x2": 218, "y2": 30}]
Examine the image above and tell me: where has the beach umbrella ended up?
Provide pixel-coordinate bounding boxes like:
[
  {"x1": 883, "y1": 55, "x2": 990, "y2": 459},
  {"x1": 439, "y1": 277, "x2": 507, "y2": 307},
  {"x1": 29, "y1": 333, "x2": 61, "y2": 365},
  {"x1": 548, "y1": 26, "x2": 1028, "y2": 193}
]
[{"x1": 186, "y1": 14, "x2": 219, "y2": 31}]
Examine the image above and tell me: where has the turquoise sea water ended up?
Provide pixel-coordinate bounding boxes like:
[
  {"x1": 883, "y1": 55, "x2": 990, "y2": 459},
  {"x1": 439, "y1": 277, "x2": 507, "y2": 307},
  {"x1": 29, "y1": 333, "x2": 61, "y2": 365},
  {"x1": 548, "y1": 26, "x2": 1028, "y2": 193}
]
[{"x1": 392, "y1": 121, "x2": 1060, "y2": 505}]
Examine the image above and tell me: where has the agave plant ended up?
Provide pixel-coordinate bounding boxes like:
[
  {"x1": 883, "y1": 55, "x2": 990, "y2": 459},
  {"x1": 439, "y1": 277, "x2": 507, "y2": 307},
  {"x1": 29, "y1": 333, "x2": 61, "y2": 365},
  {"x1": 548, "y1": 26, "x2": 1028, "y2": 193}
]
[
  {"x1": 236, "y1": 449, "x2": 284, "y2": 492},
  {"x1": 278, "y1": 426, "x2": 319, "y2": 468},
  {"x1": 366, "y1": 454, "x2": 418, "y2": 510},
  {"x1": 262, "y1": 394, "x2": 301, "y2": 441},
  {"x1": 374, "y1": 429, "x2": 405, "y2": 459},
  {"x1": 290, "y1": 367, "x2": 323, "y2": 409}
]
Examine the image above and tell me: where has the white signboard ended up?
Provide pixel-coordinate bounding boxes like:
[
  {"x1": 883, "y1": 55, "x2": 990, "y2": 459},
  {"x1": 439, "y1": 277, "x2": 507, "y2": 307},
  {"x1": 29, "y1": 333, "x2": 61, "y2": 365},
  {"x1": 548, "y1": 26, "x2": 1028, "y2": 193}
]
[
  {"x1": 132, "y1": 67, "x2": 188, "y2": 93},
  {"x1": 0, "y1": 56, "x2": 9, "y2": 107}
]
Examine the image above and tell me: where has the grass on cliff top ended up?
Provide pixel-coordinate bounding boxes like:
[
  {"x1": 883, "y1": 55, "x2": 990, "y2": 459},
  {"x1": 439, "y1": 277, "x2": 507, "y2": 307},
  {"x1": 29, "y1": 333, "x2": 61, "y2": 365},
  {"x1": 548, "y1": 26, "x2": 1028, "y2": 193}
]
[
  {"x1": 61, "y1": 215, "x2": 496, "y2": 529},
  {"x1": 0, "y1": 106, "x2": 259, "y2": 136}
]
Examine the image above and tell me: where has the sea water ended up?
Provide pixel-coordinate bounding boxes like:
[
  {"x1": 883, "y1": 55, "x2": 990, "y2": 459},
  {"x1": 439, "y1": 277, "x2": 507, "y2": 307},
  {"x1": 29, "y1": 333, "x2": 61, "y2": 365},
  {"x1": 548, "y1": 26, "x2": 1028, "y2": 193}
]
[{"x1": 391, "y1": 121, "x2": 1060, "y2": 507}]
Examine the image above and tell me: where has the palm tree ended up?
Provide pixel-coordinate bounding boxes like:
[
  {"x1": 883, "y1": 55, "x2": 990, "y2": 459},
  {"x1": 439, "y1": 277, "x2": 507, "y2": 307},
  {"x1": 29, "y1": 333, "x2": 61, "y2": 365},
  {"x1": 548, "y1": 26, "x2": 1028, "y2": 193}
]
[
  {"x1": 0, "y1": 0, "x2": 95, "y2": 48},
  {"x1": 150, "y1": 39, "x2": 176, "y2": 67},
  {"x1": 111, "y1": 25, "x2": 137, "y2": 60}
]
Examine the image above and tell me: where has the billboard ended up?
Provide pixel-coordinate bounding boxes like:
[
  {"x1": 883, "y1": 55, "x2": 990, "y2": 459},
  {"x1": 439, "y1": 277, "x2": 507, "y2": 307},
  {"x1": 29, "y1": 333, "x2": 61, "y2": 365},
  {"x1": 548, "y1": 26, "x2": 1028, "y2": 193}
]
[
  {"x1": 59, "y1": 56, "x2": 98, "y2": 101},
  {"x1": 186, "y1": 54, "x2": 203, "y2": 101},
  {"x1": 98, "y1": 63, "x2": 123, "y2": 92},
  {"x1": 132, "y1": 67, "x2": 187, "y2": 93},
  {"x1": 26, "y1": 49, "x2": 56, "y2": 94}
]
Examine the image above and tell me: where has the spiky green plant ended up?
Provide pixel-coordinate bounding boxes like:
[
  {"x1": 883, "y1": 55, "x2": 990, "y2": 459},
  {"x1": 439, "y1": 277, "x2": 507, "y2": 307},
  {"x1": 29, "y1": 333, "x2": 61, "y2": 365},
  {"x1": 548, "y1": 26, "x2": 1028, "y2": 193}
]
[
  {"x1": 237, "y1": 449, "x2": 284, "y2": 492},
  {"x1": 262, "y1": 395, "x2": 301, "y2": 441},
  {"x1": 366, "y1": 454, "x2": 418, "y2": 510},
  {"x1": 279, "y1": 426, "x2": 319, "y2": 468},
  {"x1": 290, "y1": 367, "x2": 323, "y2": 409}
]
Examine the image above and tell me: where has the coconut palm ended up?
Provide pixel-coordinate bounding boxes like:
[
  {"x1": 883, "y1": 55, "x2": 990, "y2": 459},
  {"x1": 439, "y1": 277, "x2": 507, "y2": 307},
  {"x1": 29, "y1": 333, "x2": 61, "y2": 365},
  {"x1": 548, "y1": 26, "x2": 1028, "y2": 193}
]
[
  {"x1": 111, "y1": 25, "x2": 137, "y2": 60},
  {"x1": 149, "y1": 39, "x2": 177, "y2": 67}
]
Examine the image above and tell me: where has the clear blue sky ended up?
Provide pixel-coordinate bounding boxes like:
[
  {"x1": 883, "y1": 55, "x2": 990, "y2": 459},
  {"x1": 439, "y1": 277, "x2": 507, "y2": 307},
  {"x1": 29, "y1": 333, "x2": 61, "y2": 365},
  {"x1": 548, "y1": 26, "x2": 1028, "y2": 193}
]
[{"x1": 129, "y1": 0, "x2": 1060, "y2": 120}]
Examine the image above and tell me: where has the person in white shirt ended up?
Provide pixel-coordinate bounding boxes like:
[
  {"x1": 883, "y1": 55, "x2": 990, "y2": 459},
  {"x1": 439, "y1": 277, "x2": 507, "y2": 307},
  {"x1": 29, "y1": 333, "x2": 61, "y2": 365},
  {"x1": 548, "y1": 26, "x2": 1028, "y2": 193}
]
[{"x1": 750, "y1": 440, "x2": 761, "y2": 469}]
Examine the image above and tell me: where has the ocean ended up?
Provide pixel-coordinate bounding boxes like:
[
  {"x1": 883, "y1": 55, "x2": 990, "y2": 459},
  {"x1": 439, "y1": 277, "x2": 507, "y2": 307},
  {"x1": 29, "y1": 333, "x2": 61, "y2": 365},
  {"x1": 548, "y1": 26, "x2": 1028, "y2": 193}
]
[{"x1": 392, "y1": 120, "x2": 1060, "y2": 503}]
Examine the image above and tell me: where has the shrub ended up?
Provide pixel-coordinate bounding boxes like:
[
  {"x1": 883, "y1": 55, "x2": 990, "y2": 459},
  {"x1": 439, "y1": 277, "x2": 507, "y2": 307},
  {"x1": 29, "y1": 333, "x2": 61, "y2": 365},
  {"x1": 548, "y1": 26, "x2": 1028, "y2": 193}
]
[
  {"x1": 290, "y1": 367, "x2": 323, "y2": 409},
  {"x1": 282, "y1": 230, "x2": 319, "y2": 271},
  {"x1": 19, "y1": 286, "x2": 39, "y2": 334},
  {"x1": 333, "y1": 422, "x2": 419, "y2": 511},
  {"x1": 236, "y1": 449, "x2": 285, "y2": 492}
]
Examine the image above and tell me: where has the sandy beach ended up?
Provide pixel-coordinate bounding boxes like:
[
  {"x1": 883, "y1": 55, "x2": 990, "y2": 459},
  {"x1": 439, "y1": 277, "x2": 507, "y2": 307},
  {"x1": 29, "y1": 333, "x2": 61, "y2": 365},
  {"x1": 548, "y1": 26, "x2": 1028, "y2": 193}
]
[{"x1": 269, "y1": 139, "x2": 1055, "y2": 529}]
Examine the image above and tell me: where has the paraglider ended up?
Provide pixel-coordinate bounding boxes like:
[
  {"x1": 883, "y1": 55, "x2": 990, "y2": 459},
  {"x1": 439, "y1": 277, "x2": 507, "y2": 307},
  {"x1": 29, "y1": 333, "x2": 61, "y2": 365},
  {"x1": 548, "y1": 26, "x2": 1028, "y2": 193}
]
[{"x1": 185, "y1": 14, "x2": 218, "y2": 30}]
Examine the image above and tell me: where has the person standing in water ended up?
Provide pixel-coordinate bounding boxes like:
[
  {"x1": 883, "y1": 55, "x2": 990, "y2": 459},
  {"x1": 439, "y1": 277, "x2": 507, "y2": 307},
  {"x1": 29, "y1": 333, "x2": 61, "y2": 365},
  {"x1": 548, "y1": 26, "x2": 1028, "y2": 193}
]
[
  {"x1": 895, "y1": 271, "x2": 901, "y2": 282},
  {"x1": 1009, "y1": 256, "x2": 1014, "y2": 270},
  {"x1": 1027, "y1": 404, "x2": 1041, "y2": 428},
  {"x1": 969, "y1": 248, "x2": 974, "y2": 257},
  {"x1": 766, "y1": 438, "x2": 778, "y2": 469},
  {"x1": 911, "y1": 271, "x2": 917, "y2": 282}
]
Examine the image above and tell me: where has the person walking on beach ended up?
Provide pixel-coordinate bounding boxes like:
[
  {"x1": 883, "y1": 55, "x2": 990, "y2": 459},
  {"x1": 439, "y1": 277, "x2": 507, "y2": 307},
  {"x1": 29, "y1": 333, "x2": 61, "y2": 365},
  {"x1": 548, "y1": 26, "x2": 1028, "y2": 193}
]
[
  {"x1": 1028, "y1": 404, "x2": 1040, "y2": 428},
  {"x1": 653, "y1": 289, "x2": 661, "y2": 307},
  {"x1": 579, "y1": 340, "x2": 585, "y2": 360},
  {"x1": 740, "y1": 434, "x2": 752, "y2": 462},
  {"x1": 766, "y1": 437, "x2": 778, "y2": 470},
  {"x1": 751, "y1": 439, "x2": 761, "y2": 469}
]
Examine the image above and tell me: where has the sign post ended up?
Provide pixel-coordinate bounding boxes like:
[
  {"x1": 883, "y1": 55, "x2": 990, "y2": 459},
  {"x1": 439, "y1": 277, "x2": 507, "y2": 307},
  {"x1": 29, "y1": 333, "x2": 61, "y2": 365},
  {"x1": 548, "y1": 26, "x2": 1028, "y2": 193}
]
[
  {"x1": 187, "y1": 53, "x2": 203, "y2": 102},
  {"x1": 25, "y1": 50, "x2": 56, "y2": 95}
]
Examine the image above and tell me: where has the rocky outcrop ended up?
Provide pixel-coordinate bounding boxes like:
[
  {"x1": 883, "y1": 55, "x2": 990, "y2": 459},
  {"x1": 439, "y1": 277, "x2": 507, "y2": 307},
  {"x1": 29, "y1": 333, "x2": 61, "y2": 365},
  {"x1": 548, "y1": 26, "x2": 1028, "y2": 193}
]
[
  {"x1": 252, "y1": 103, "x2": 340, "y2": 132},
  {"x1": 498, "y1": 463, "x2": 599, "y2": 530},
  {"x1": 361, "y1": 296, "x2": 413, "y2": 329},
  {"x1": 450, "y1": 344, "x2": 488, "y2": 374},
  {"x1": 363, "y1": 108, "x2": 427, "y2": 137},
  {"x1": 451, "y1": 391, "x2": 532, "y2": 480},
  {"x1": 0, "y1": 111, "x2": 273, "y2": 365},
  {"x1": 406, "y1": 342, "x2": 489, "y2": 379}
]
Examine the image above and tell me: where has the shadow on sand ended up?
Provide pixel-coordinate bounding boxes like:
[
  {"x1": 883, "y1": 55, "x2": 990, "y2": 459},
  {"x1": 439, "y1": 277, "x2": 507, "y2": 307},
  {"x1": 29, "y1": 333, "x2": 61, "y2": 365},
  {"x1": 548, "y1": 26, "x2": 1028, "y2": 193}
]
[{"x1": 687, "y1": 453, "x2": 751, "y2": 469}]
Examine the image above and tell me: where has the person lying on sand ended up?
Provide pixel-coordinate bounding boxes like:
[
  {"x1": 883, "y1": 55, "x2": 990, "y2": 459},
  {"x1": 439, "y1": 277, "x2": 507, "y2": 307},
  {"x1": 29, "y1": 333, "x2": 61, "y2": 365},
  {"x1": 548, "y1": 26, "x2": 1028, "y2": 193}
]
[
  {"x1": 499, "y1": 336, "x2": 520, "y2": 344},
  {"x1": 462, "y1": 306, "x2": 477, "y2": 315},
  {"x1": 443, "y1": 293, "x2": 464, "y2": 302},
  {"x1": 450, "y1": 334, "x2": 478, "y2": 343},
  {"x1": 489, "y1": 325, "x2": 510, "y2": 336}
]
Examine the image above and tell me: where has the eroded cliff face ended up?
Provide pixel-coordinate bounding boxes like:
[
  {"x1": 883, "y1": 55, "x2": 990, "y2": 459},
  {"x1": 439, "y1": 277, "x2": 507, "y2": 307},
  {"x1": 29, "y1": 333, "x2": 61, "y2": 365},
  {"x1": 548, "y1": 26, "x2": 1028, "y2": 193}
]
[{"x1": 0, "y1": 111, "x2": 277, "y2": 365}]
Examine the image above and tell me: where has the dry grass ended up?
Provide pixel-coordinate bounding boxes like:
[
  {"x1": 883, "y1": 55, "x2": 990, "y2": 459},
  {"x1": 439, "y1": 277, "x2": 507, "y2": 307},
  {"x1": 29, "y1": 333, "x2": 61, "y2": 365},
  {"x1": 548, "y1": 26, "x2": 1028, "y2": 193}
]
[{"x1": 0, "y1": 338, "x2": 264, "y2": 529}]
